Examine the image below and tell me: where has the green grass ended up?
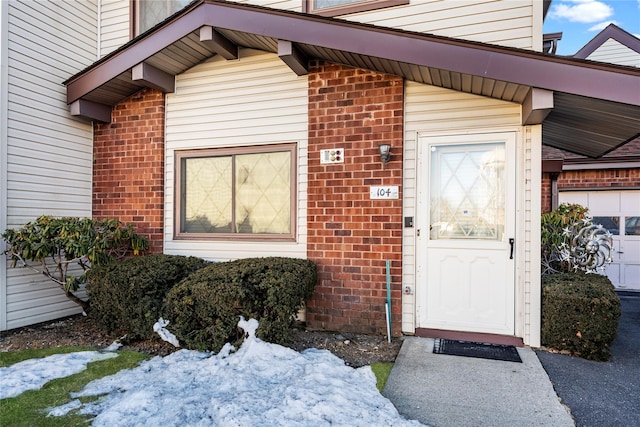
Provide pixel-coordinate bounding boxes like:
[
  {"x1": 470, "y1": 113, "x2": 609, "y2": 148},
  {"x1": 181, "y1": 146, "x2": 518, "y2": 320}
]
[
  {"x1": 371, "y1": 362, "x2": 394, "y2": 392},
  {"x1": 0, "y1": 347, "x2": 149, "y2": 427}
]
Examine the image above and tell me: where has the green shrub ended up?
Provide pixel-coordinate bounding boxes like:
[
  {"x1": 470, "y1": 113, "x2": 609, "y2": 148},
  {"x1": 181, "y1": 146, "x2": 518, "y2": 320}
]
[
  {"x1": 541, "y1": 272, "x2": 621, "y2": 361},
  {"x1": 541, "y1": 203, "x2": 589, "y2": 274},
  {"x1": 87, "y1": 254, "x2": 208, "y2": 339},
  {"x1": 163, "y1": 257, "x2": 317, "y2": 352},
  {"x1": 2, "y1": 215, "x2": 148, "y2": 311}
]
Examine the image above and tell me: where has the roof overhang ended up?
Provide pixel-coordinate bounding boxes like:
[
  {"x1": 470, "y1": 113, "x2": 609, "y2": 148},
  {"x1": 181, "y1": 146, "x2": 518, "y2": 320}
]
[{"x1": 64, "y1": 0, "x2": 640, "y2": 158}]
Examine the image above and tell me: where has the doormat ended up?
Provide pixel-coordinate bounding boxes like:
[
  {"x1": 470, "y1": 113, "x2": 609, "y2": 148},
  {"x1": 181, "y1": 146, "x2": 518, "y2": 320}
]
[{"x1": 433, "y1": 339, "x2": 522, "y2": 363}]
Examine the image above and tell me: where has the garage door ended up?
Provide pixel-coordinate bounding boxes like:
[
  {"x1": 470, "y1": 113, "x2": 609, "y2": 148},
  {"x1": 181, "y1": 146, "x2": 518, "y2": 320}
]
[{"x1": 560, "y1": 190, "x2": 640, "y2": 291}]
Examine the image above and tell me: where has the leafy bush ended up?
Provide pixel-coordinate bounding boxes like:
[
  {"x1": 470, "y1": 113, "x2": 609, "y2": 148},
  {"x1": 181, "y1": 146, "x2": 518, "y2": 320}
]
[
  {"x1": 541, "y1": 272, "x2": 621, "y2": 361},
  {"x1": 87, "y1": 254, "x2": 208, "y2": 339},
  {"x1": 541, "y1": 203, "x2": 589, "y2": 274},
  {"x1": 2, "y1": 216, "x2": 148, "y2": 311},
  {"x1": 163, "y1": 257, "x2": 317, "y2": 351},
  {"x1": 541, "y1": 203, "x2": 613, "y2": 275}
]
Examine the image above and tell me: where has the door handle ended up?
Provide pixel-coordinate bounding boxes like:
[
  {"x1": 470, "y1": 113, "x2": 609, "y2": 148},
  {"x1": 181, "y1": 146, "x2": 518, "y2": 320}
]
[{"x1": 509, "y1": 238, "x2": 515, "y2": 259}]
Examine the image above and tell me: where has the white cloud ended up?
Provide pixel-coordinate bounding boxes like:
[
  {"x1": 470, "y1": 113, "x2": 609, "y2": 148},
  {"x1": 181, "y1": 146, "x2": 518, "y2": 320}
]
[
  {"x1": 550, "y1": 0, "x2": 614, "y2": 23},
  {"x1": 588, "y1": 20, "x2": 619, "y2": 31}
]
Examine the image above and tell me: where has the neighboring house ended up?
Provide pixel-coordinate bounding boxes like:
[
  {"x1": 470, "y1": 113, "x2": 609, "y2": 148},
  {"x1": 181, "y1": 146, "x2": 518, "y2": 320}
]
[
  {"x1": 542, "y1": 24, "x2": 640, "y2": 292},
  {"x1": 2, "y1": 1, "x2": 639, "y2": 349}
]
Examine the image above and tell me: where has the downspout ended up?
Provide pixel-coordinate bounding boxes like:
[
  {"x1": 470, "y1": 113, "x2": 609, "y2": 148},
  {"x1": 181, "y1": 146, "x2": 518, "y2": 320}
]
[
  {"x1": 385, "y1": 260, "x2": 391, "y2": 343},
  {"x1": 542, "y1": 160, "x2": 563, "y2": 212}
]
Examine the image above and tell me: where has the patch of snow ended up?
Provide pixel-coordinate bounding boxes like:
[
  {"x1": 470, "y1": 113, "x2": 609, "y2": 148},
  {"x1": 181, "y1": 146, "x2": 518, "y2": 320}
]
[
  {"x1": 153, "y1": 318, "x2": 180, "y2": 347},
  {"x1": 0, "y1": 351, "x2": 118, "y2": 399},
  {"x1": 103, "y1": 341, "x2": 123, "y2": 352},
  {"x1": 44, "y1": 319, "x2": 423, "y2": 426}
]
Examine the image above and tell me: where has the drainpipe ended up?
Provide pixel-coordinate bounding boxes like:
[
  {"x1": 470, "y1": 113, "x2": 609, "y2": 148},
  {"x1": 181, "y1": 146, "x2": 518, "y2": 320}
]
[{"x1": 542, "y1": 160, "x2": 563, "y2": 212}]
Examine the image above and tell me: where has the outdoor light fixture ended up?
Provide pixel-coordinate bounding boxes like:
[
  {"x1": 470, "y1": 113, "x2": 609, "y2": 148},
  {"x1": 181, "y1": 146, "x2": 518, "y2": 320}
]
[{"x1": 379, "y1": 144, "x2": 391, "y2": 165}]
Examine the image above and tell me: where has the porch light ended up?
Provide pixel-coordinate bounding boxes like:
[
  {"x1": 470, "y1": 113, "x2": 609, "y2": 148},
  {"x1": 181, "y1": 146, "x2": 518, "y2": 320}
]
[{"x1": 379, "y1": 144, "x2": 391, "y2": 165}]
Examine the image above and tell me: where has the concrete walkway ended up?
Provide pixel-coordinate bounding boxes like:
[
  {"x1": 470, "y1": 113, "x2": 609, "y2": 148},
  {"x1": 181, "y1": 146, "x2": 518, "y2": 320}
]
[{"x1": 383, "y1": 337, "x2": 574, "y2": 427}]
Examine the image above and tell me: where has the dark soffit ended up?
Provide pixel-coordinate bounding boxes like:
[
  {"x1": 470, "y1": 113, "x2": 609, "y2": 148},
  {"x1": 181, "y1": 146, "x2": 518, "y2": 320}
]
[{"x1": 64, "y1": 0, "x2": 640, "y2": 158}]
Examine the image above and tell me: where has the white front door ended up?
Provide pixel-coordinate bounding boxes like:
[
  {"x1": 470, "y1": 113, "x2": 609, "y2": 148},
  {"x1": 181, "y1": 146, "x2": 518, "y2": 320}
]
[{"x1": 416, "y1": 132, "x2": 516, "y2": 335}]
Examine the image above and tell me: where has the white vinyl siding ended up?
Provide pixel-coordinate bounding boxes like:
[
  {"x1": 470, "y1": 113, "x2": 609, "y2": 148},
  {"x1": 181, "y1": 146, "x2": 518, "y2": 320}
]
[
  {"x1": 232, "y1": 0, "x2": 301, "y2": 11},
  {"x1": 2, "y1": 0, "x2": 96, "y2": 330},
  {"x1": 333, "y1": 0, "x2": 539, "y2": 50},
  {"x1": 522, "y1": 124, "x2": 541, "y2": 347},
  {"x1": 99, "y1": 0, "x2": 130, "y2": 57},
  {"x1": 239, "y1": 1, "x2": 539, "y2": 49},
  {"x1": 586, "y1": 38, "x2": 640, "y2": 68},
  {"x1": 164, "y1": 49, "x2": 308, "y2": 261},
  {"x1": 1, "y1": 0, "x2": 9, "y2": 331},
  {"x1": 402, "y1": 81, "x2": 541, "y2": 342}
]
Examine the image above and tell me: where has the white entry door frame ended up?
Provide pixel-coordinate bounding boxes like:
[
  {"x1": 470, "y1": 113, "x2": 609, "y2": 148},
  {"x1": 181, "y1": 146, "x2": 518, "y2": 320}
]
[{"x1": 415, "y1": 130, "x2": 518, "y2": 336}]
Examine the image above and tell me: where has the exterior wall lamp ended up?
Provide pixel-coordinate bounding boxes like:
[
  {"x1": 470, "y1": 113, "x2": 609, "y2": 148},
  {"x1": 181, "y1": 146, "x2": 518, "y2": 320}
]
[{"x1": 379, "y1": 144, "x2": 391, "y2": 165}]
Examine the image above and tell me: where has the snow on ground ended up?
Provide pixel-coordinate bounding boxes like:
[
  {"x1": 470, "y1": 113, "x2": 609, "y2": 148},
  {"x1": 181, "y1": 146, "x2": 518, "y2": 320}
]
[
  {"x1": 0, "y1": 351, "x2": 118, "y2": 399},
  {"x1": 3, "y1": 318, "x2": 423, "y2": 426}
]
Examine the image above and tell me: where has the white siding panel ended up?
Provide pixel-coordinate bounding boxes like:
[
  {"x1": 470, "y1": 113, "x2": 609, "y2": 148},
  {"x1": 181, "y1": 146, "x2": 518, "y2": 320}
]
[
  {"x1": 165, "y1": 49, "x2": 308, "y2": 261},
  {"x1": 342, "y1": 0, "x2": 536, "y2": 49},
  {"x1": 232, "y1": 0, "x2": 300, "y2": 12},
  {"x1": 1, "y1": 0, "x2": 9, "y2": 331},
  {"x1": 401, "y1": 81, "x2": 521, "y2": 334},
  {"x1": 211, "y1": 1, "x2": 537, "y2": 49},
  {"x1": 587, "y1": 38, "x2": 640, "y2": 67},
  {"x1": 523, "y1": 125, "x2": 541, "y2": 347},
  {"x1": 100, "y1": 0, "x2": 130, "y2": 57},
  {"x1": 3, "y1": 0, "x2": 96, "y2": 331}
]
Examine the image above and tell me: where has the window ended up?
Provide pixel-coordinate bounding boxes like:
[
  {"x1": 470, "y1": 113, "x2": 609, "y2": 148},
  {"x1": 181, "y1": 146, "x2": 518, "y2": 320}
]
[
  {"x1": 592, "y1": 216, "x2": 620, "y2": 235},
  {"x1": 135, "y1": 0, "x2": 191, "y2": 36},
  {"x1": 175, "y1": 145, "x2": 296, "y2": 240},
  {"x1": 304, "y1": 0, "x2": 409, "y2": 17},
  {"x1": 430, "y1": 143, "x2": 506, "y2": 240}
]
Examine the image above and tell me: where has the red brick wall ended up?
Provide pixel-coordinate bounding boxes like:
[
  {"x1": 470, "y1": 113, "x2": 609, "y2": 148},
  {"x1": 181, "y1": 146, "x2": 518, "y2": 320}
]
[
  {"x1": 542, "y1": 173, "x2": 552, "y2": 213},
  {"x1": 93, "y1": 88, "x2": 165, "y2": 254},
  {"x1": 543, "y1": 168, "x2": 640, "y2": 213},
  {"x1": 306, "y1": 61, "x2": 404, "y2": 336},
  {"x1": 557, "y1": 169, "x2": 640, "y2": 189}
]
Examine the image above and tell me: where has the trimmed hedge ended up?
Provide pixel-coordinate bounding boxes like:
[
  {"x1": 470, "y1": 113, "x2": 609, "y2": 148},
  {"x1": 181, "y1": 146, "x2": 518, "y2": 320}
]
[
  {"x1": 541, "y1": 272, "x2": 621, "y2": 361},
  {"x1": 87, "y1": 254, "x2": 209, "y2": 339},
  {"x1": 163, "y1": 257, "x2": 317, "y2": 352}
]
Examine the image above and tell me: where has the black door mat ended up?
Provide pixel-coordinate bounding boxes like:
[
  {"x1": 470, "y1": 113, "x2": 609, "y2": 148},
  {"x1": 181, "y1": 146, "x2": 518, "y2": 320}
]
[{"x1": 433, "y1": 338, "x2": 522, "y2": 363}]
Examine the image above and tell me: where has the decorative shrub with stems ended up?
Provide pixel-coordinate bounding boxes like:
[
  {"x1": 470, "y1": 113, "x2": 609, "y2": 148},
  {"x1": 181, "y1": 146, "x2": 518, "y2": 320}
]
[
  {"x1": 541, "y1": 203, "x2": 613, "y2": 275},
  {"x1": 2, "y1": 215, "x2": 148, "y2": 311}
]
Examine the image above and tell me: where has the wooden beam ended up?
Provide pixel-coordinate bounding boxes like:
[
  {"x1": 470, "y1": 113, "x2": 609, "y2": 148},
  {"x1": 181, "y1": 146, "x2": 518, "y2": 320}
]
[
  {"x1": 131, "y1": 62, "x2": 175, "y2": 93},
  {"x1": 522, "y1": 88, "x2": 554, "y2": 125},
  {"x1": 69, "y1": 99, "x2": 112, "y2": 123},
  {"x1": 199, "y1": 26, "x2": 238, "y2": 60},
  {"x1": 278, "y1": 40, "x2": 308, "y2": 76}
]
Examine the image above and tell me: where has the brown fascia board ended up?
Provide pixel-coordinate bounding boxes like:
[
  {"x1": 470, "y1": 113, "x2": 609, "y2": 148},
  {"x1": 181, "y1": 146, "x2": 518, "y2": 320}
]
[
  {"x1": 64, "y1": 0, "x2": 640, "y2": 107},
  {"x1": 573, "y1": 23, "x2": 640, "y2": 59},
  {"x1": 543, "y1": 0, "x2": 553, "y2": 20}
]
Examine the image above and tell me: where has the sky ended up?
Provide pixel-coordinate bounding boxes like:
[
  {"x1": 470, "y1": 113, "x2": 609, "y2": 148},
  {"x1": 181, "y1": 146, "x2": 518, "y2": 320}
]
[
  {"x1": 543, "y1": 0, "x2": 640, "y2": 55},
  {"x1": 0, "y1": 318, "x2": 424, "y2": 427}
]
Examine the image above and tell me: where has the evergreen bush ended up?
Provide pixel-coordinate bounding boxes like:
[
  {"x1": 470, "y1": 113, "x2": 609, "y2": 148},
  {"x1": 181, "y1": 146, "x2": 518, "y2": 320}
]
[
  {"x1": 87, "y1": 254, "x2": 208, "y2": 339},
  {"x1": 541, "y1": 272, "x2": 621, "y2": 361},
  {"x1": 163, "y1": 257, "x2": 317, "y2": 352}
]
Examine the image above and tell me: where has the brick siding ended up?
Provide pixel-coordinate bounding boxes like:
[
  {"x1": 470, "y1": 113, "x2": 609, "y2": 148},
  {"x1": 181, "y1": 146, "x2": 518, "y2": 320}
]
[
  {"x1": 541, "y1": 173, "x2": 552, "y2": 213},
  {"x1": 305, "y1": 61, "x2": 404, "y2": 336},
  {"x1": 93, "y1": 88, "x2": 165, "y2": 254},
  {"x1": 557, "y1": 169, "x2": 640, "y2": 189},
  {"x1": 543, "y1": 168, "x2": 640, "y2": 213}
]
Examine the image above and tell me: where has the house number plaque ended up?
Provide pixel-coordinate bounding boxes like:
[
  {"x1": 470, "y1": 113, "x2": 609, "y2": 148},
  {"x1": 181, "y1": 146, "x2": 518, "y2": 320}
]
[{"x1": 370, "y1": 186, "x2": 399, "y2": 200}]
